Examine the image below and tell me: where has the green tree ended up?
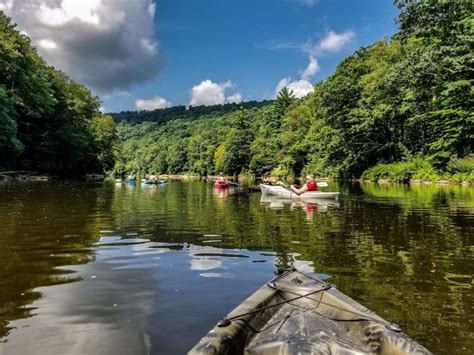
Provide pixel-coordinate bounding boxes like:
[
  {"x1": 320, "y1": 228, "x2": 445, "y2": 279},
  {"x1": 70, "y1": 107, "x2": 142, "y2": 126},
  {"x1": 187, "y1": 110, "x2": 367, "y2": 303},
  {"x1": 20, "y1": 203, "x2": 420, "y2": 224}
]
[{"x1": 0, "y1": 12, "x2": 118, "y2": 175}]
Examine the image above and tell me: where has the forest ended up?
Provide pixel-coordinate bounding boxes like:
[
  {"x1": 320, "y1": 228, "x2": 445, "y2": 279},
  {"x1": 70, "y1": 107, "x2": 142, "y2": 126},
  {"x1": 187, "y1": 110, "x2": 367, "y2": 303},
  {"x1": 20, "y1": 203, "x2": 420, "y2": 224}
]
[
  {"x1": 1, "y1": 0, "x2": 472, "y2": 182},
  {"x1": 0, "y1": 13, "x2": 119, "y2": 176},
  {"x1": 115, "y1": 1, "x2": 473, "y2": 182}
]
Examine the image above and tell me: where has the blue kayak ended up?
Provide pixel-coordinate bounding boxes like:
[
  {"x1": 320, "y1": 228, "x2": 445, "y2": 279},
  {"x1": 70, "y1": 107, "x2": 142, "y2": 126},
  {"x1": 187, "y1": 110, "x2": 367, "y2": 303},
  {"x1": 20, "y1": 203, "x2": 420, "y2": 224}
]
[{"x1": 144, "y1": 179, "x2": 168, "y2": 185}]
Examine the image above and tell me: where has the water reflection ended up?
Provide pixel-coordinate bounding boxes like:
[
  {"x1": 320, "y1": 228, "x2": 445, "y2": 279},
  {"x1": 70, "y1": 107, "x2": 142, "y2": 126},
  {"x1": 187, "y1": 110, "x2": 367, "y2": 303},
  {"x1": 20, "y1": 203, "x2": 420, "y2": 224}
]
[
  {"x1": 260, "y1": 194, "x2": 340, "y2": 223},
  {"x1": 0, "y1": 181, "x2": 472, "y2": 354}
]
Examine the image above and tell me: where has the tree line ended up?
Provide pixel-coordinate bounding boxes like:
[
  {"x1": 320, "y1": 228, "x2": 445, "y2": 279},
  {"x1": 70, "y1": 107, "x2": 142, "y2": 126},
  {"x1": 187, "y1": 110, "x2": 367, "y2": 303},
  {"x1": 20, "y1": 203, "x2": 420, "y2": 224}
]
[
  {"x1": 110, "y1": 100, "x2": 272, "y2": 125},
  {"x1": 0, "y1": 13, "x2": 119, "y2": 176},
  {"x1": 115, "y1": 0, "x2": 473, "y2": 182},
  {"x1": 1, "y1": 1, "x2": 472, "y2": 182}
]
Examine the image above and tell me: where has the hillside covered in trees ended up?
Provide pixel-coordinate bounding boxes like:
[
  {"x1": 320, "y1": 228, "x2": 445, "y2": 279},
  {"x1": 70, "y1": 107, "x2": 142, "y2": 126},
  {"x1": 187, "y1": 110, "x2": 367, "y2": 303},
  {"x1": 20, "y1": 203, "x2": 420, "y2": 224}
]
[
  {"x1": 0, "y1": 13, "x2": 119, "y2": 176},
  {"x1": 110, "y1": 100, "x2": 272, "y2": 125},
  {"x1": 115, "y1": 0, "x2": 473, "y2": 182}
]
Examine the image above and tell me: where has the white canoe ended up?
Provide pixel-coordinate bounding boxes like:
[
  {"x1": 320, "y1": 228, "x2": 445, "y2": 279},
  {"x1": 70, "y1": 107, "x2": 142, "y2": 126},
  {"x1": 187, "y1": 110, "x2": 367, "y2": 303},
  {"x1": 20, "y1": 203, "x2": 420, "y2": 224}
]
[{"x1": 260, "y1": 184, "x2": 339, "y2": 200}]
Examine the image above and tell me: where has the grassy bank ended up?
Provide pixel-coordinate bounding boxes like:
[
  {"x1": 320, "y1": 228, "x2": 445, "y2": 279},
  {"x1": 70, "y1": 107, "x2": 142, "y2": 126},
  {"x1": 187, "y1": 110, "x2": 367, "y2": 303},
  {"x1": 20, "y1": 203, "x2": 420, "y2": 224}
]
[{"x1": 361, "y1": 156, "x2": 473, "y2": 185}]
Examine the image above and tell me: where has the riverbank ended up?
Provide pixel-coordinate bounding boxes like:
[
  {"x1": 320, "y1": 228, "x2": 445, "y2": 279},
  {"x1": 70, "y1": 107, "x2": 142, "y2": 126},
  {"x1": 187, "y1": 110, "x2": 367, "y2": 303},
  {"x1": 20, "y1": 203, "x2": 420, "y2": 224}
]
[
  {"x1": 154, "y1": 173, "x2": 473, "y2": 186},
  {"x1": 363, "y1": 178, "x2": 472, "y2": 186},
  {"x1": 0, "y1": 171, "x2": 50, "y2": 181},
  {"x1": 360, "y1": 156, "x2": 473, "y2": 185}
]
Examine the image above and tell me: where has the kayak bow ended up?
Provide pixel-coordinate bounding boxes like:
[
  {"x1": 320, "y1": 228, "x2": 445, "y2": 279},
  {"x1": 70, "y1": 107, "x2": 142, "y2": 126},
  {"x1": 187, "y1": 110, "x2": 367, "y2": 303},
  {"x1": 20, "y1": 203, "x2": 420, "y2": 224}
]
[{"x1": 189, "y1": 269, "x2": 430, "y2": 354}]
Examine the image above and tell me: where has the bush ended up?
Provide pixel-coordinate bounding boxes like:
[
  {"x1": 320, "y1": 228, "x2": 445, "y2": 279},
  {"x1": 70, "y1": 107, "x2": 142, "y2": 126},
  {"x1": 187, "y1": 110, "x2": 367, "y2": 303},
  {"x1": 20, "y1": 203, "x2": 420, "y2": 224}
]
[
  {"x1": 272, "y1": 164, "x2": 292, "y2": 179},
  {"x1": 445, "y1": 155, "x2": 474, "y2": 183},
  {"x1": 361, "y1": 157, "x2": 439, "y2": 182},
  {"x1": 362, "y1": 155, "x2": 474, "y2": 183}
]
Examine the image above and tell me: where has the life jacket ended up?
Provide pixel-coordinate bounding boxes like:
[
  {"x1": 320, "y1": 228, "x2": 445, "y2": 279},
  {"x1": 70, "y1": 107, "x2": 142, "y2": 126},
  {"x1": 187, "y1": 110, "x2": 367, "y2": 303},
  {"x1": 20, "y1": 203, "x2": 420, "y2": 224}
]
[{"x1": 306, "y1": 181, "x2": 318, "y2": 191}]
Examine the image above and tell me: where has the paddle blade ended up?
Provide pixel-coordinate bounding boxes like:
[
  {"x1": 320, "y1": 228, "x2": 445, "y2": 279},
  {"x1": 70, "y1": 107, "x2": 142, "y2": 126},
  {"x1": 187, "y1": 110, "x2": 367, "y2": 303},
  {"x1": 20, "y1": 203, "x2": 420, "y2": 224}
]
[{"x1": 317, "y1": 181, "x2": 329, "y2": 187}]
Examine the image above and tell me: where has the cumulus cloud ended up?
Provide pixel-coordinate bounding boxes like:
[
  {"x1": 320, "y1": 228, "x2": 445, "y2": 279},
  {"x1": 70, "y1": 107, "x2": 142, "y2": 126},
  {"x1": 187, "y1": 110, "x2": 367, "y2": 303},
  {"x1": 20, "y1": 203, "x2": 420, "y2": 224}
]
[
  {"x1": 226, "y1": 93, "x2": 243, "y2": 104},
  {"x1": 273, "y1": 29, "x2": 354, "y2": 99},
  {"x1": 1, "y1": 0, "x2": 162, "y2": 93},
  {"x1": 0, "y1": 0, "x2": 12, "y2": 11},
  {"x1": 319, "y1": 30, "x2": 356, "y2": 52},
  {"x1": 190, "y1": 80, "x2": 242, "y2": 106},
  {"x1": 300, "y1": 56, "x2": 320, "y2": 80},
  {"x1": 275, "y1": 77, "x2": 314, "y2": 99},
  {"x1": 135, "y1": 96, "x2": 171, "y2": 111},
  {"x1": 303, "y1": 30, "x2": 356, "y2": 55},
  {"x1": 275, "y1": 54, "x2": 318, "y2": 99}
]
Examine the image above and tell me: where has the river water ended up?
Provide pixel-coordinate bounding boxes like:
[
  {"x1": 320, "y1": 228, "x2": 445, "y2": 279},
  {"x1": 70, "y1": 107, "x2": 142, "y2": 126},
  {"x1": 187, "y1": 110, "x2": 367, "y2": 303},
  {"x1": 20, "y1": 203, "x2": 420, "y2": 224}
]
[{"x1": 0, "y1": 181, "x2": 472, "y2": 354}]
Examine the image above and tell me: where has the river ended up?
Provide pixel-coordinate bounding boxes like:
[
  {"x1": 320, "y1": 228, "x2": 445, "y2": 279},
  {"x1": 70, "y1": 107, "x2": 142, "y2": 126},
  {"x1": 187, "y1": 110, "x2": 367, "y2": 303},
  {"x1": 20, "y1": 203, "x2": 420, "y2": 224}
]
[{"x1": 0, "y1": 180, "x2": 472, "y2": 354}]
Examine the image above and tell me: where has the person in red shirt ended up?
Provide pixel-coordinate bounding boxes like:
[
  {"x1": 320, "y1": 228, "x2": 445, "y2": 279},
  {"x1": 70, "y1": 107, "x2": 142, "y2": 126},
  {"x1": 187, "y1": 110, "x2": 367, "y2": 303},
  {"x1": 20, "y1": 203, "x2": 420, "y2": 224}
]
[{"x1": 291, "y1": 174, "x2": 318, "y2": 195}]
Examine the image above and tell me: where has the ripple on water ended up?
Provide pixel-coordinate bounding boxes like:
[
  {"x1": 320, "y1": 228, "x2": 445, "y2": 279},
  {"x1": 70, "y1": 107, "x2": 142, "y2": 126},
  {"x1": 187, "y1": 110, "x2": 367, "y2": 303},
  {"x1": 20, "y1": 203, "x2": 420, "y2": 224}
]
[{"x1": 0, "y1": 181, "x2": 472, "y2": 354}]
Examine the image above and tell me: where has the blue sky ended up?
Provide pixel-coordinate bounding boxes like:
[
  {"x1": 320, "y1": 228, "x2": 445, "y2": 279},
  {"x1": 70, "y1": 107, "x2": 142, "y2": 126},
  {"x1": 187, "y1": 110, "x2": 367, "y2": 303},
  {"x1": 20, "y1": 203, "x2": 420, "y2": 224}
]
[{"x1": 1, "y1": 0, "x2": 400, "y2": 112}]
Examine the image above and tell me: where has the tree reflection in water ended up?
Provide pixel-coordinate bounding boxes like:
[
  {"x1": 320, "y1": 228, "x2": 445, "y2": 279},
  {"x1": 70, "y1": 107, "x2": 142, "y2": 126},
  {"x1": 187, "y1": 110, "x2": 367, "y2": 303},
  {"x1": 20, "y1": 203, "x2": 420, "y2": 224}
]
[{"x1": 0, "y1": 181, "x2": 472, "y2": 353}]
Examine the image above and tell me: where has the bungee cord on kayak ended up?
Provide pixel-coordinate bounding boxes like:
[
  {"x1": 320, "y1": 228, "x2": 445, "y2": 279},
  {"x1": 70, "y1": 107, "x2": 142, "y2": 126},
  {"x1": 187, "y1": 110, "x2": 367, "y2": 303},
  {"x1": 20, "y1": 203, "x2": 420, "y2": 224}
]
[{"x1": 218, "y1": 269, "x2": 397, "y2": 335}]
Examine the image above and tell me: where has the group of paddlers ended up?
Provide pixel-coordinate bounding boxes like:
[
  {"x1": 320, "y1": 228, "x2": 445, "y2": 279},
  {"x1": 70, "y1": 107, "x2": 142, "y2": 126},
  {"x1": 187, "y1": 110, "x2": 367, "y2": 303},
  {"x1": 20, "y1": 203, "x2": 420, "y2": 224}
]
[
  {"x1": 125, "y1": 172, "x2": 161, "y2": 182},
  {"x1": 124, "y1": 171, "x2": 319, "y2": 195}
]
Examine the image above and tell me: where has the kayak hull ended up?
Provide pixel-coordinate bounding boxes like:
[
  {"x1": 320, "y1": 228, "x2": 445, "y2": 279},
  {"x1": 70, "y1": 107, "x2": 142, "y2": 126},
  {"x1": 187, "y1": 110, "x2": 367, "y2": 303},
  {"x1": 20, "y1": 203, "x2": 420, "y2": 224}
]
[
  {"x1": 189, "y1": 269, "x2": 430, "y2": 355},
  {"x1": 260, "y1": 184, "x2": 339, "y2": 200},
  {"x1": 143, "y1": 179, "x2": 168, "y2": 185}
]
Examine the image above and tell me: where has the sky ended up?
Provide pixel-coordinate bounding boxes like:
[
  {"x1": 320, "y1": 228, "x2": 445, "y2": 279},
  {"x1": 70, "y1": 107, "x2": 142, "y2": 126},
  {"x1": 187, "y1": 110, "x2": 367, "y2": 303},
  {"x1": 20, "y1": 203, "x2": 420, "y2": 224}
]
[{"x1": 0, "y1": 0, "x2": 399, "y2": 112}]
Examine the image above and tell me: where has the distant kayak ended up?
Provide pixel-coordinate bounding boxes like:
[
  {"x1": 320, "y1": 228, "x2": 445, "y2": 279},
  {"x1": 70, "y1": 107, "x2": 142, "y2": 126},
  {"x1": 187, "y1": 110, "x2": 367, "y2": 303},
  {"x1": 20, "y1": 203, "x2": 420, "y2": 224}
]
[
  {"x1": 143, "y1": 179, "x2": 168, "y2": 185},
  {"x1": 189, "y1": 268, "x2": 430, "y2": 354},
  {"x1": 260, "y1": 184, "x2": 339, "y2": 200},
  {"x1": 214, "y1": 181, "x2": 230, "y2": 188}
]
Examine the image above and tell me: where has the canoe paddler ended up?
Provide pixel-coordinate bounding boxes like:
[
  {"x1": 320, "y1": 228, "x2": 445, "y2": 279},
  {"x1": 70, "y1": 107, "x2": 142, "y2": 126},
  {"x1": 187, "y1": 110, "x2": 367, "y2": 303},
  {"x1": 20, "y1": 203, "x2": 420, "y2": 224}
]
[
  {"x1": 147, "y1": 172, "x2": 158, "y2": 182},
  {"x1": 290, "y1": 174, "x2": 318, "y2": 195},
  {"x1": 126, "y1": 171, "x2": 136, "y2": 182},
  {"x1": 217, "y1": 173, "x2": 228, "y2": 184}
]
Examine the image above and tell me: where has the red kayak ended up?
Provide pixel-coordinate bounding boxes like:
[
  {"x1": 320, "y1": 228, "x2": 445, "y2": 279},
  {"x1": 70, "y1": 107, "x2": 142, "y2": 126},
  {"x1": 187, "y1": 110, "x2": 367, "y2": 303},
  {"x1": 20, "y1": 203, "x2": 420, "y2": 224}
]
[{"x1": 214, "y1": 180, "x2": 230, "y2": 188}]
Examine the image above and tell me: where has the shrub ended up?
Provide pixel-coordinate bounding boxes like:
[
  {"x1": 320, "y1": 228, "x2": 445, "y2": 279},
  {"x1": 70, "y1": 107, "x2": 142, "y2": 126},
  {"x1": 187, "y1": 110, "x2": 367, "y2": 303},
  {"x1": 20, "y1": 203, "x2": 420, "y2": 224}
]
[{"x1": 361, "y1": 157, "x2": 441, "y2": 182}]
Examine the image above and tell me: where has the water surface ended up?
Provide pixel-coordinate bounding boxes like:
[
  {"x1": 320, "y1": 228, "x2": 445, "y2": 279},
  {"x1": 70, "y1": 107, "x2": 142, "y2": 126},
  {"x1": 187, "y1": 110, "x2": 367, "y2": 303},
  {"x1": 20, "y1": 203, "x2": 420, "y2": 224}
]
[{"x1": 0, "y1": 181, "x2": 472, "y2": 354}]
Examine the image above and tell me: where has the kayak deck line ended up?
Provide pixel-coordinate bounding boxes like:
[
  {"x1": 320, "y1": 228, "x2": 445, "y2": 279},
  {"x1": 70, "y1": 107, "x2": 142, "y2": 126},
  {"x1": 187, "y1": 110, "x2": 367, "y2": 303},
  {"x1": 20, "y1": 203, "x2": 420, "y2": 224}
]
[
  {"x1": 260, "y1": 184, "x2": 340, "y2": 200},
  {"x1": 189, "y1": 269, "x2": 430, "y2": 354}
]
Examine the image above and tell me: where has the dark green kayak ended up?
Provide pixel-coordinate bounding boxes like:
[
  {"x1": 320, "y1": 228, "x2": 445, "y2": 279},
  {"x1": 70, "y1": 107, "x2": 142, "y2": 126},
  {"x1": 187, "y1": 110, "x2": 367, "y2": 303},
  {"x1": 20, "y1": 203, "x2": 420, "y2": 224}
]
[{"x1": 189, "y1": 269, "x2": 430, "y2": 354}]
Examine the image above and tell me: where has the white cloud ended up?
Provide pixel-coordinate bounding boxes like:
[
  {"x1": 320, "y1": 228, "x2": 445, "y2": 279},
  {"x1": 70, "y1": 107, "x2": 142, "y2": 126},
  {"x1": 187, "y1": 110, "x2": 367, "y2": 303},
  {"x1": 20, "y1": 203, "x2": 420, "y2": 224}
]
[
  {"x1": 226, "y1": 93, "x2": 243, "y2": 104},
  {"x1": 304, "y1": 30, "x2": 356, "y2": 55},
  {"x1": 273, "y1": 29, "x2": 354, "y2": 99},
  {"x1": 319, "y1": 30, "x2": 355, "y2": 52},
  {"x1": 0, "y1": 0, "x2": 12, "y2": 11},
  {"x1": 2, "y1": 0, "x2": 162, "y2": 93},
  {"x1": 147, "y1": 2, "x2": 156, "y2": 18},
  {"x1": 275, "y1": 78, "x2": 290, "y2": 95},
  {"x1": 275, "y1": 77, "x2": 314, "y2": 99},
  {"x1": 135, "y1": 96, "x2": 171, "y2": 111},
  {"x1": 275, "y1": 54, "x2": 317, "y2": 99},
  {"x1": 300, "y1": 56, "x2": 319, "y2": 80},
  {"x1": 38, "y1": 39, "x2": 57, "y2": 50},
  {"x1": 190, "y1": 80, "x2": 240, "y2": 106},
  {"x1": 37, "y1": 0, "x2": 101, "y2": 26}
]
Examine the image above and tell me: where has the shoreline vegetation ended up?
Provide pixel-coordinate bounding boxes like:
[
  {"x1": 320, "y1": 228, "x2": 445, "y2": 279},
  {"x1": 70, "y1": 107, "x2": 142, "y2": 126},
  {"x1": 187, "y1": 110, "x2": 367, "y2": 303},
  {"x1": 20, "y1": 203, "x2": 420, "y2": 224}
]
[
  {"x1": 1, "y1": 2, "x2": 472, "y2": 183},
  {"x1": 112, "y1": 2, "x2": 472, "y2": 185},
  {"x1": 146, "y1": 173, "x2": 472, "y2": 187},
  {"x1": 0, "y1": 14, "x2": 119, "y2": 177}
]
